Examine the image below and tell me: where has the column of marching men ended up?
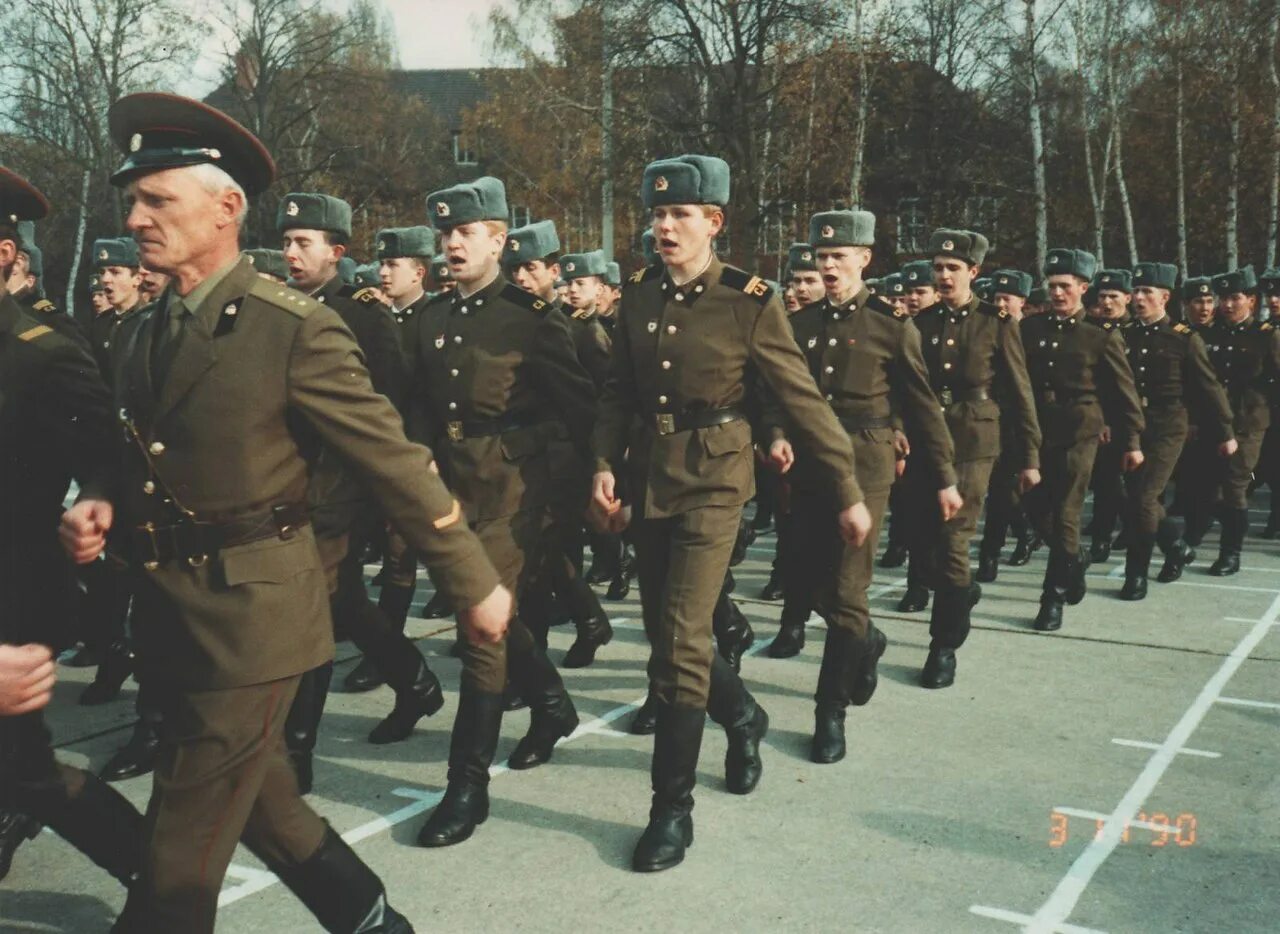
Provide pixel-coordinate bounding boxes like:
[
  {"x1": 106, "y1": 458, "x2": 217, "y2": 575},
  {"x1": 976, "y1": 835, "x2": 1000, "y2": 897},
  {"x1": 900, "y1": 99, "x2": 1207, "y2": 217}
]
[{"x1": 1, "y1": 90, "x2": 1278, "y2": 934}]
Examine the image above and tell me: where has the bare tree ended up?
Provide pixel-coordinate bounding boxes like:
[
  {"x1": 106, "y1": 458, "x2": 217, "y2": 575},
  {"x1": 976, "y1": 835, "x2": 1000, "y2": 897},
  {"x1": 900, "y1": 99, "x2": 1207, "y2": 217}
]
[
  {"x1": 0, "y1": 0, "x2": 202, "y2": 312},
  {"x1": 1267, "y1": 1, "x2": 1280, "y2": 267}
]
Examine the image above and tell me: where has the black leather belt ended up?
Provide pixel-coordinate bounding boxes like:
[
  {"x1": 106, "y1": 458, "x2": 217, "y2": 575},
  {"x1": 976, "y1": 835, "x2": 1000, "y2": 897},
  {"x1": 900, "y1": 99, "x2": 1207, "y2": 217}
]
[
  {"x1": 651, "y1": 407, "x2": 746, "y2": 436},
  {"x1": 445, "y1": 411, "x2": 538, "y2": 442},
  {"x1": 128, "y1": 503, "x2": 309, "y2": 571},
  {"x1": 838, "y1": 415, "x2": 893, "y2": 432},
  {"x1": 936, "y1": 387, "x2": 991, "y2": 406}
]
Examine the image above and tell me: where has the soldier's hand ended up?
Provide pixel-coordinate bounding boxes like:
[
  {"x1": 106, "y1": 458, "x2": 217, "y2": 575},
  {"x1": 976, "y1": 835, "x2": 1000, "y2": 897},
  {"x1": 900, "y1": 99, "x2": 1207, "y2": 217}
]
[
  {"x1": 1018, "y1": 468, "x2": 1042, "y2": 494},
  {"x1": 938, "y1": 485, "x2": 963, "y2": 521},
  {"x1": 59, "y1": 499, "x2": 114, "y2": 564},
  {"x1": 768, "y1": 439, "x2": 795, "y2": 474},
  {"x1": 458, "y1": 584, "x2": 513, "y2": 645},
  {"x1": 0, "y1": 644, "x2": 56, "y2": 717},
  {"x1": 892, "y1": 430, "x2": 911, "y2": 459},
  {"x1": 894, "y1": 457, "x2": 906, "y2": 479},
  {"x1": 1122, "y1": 450, "x2": 1145, "y2": 472},
  {"x1": 837, "y1": 502, "x2": 872, "y2": 547},
  {"x1": 607, "y1": 504, "x2": 632, "y2": 534},
  {"x1": 592, "y1": 471, "x2": 620, "y2": 514},
  {"x1": 1220, "y1": 438, "x2": 1239, "y2": 457},
  {"x1": 1099, "y1": 426, "x2": 1112, "y2": 445}
]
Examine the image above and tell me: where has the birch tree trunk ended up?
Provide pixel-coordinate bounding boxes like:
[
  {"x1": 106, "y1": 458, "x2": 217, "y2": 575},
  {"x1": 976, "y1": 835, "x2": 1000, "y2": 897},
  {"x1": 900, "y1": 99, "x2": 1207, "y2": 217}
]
[
  {"x1": 1267, "y1": 7, "x2": 1280, "y2": 268},
  {"x1": 1175, "y1": 51, "x2": 1189, "y2": 277},
  {"x1": 64, "y1": 168, "x2": 90, "y2": 320},
  {"x1": 849, "y1": 0, "x2": 869, "y2": 207},
  {"x1": 1227, "y1": 76, "x2": 1241, "y2": 270},
  {"x1": 1026, "y1": 0, "x2": 1049, "y2": 277}
]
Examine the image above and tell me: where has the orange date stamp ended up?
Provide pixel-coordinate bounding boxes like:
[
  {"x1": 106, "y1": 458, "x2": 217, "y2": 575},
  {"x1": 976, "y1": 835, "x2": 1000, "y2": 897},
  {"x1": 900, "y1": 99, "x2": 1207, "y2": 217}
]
[{"x1": 1050, "y1": 810, "x2": 1198, "y2": 848}]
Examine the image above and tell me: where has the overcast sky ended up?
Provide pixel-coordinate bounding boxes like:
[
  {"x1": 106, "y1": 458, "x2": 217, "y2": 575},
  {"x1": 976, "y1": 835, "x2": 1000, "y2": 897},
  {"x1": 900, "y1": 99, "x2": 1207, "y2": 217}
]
[{"x1": 384, "y1": 0, "x2": 507, "y2": 69}]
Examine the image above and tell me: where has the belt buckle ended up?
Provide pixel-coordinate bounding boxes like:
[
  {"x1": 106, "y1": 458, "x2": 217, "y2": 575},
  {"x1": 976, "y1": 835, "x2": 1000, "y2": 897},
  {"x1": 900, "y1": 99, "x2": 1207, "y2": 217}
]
[
  {"x1": 656, "y1": 413, "x2": 676, "y2": 435},
  {"x1": 446, "y1": 421, "x2": 464, "y2": 442},
  {"x1": 939, "y1": 389, "x2": 953, "y2": 406}
]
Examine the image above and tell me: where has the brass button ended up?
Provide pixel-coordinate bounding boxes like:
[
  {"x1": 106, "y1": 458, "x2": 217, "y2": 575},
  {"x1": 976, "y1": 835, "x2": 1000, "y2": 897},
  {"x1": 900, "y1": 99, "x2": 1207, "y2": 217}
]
[
  {"x1": 667, "y1": 325, "x2": 677, "y2": 334},
  {"x1": 946, "y1": 338, "x2": 955, "y2": 346},
  {"x1": 824, "y1": 366, "x2": 834, "y2": 374},
  {"x1": 149, "y1": 441, "x2": 165, "y2": 455},
  {"x1": 658, "y1": 395, "x2": 668, "y2": 404},
  {"x1": 143, "y1": 481, "x2": 155, "y2": 494},
  {"x1": 828, "y1": 338, "x2": 837, "y2": 346},
  {"x1": 450, "y1": 368, "x2": 459, "y2": 377},
  {"x1": 448, "y1": 401, "x2": 458, "y2": 411},
  {"x1": 661, "y1": 360, "x2": 671, "y2": 370},
  {"x1": 453, "y1": 335, "x2": 462, "y2": 344}
]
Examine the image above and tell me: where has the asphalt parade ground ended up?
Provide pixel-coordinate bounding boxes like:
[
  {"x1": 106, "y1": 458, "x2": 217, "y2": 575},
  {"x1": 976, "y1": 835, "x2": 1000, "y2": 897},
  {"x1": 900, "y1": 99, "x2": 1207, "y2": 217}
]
[{"x1": 4, "y1": 503, "x2": 1279, "y2": 933}]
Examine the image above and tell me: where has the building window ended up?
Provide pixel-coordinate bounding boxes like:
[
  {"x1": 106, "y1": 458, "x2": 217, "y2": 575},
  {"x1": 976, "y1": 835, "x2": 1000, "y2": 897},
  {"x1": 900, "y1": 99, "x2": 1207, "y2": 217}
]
[
  {"x1": 452, "y1": 132, "x2": 477, "y2": 166},
  {"x1": 896, "y1": 197, "x2": 926, "y2": 254},
  {"x1": 510, "y1": 205, "x2": 531, "y2": 228}
]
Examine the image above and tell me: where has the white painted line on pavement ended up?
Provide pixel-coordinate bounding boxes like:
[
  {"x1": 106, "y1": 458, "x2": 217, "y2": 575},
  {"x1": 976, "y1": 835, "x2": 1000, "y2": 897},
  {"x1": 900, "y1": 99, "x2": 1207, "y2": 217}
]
[
  {"x1": 1216, "y1": 696, "x2": 1280, "y2": 710},
  {"x1": 1050, "y1": 806, "x2": 1176, "y2": 834},
  {"x1": 1022, "y1": 590, "x2": 1280, "y2": 933},
  {"x1": 969, "y1": 904, "x2": 1106, "y2": 934},
  {"x1": 1223, "y1": 616, "x2": 1280, "y2": 624},
  {"x1": 1110, "y1": 738, "x2": 1221, "y2": 758}
]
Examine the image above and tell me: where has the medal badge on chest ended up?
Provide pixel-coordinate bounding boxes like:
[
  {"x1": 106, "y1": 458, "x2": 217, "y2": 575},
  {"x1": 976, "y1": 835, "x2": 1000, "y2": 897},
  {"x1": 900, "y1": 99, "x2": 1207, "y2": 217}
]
[
  {"x1": 435, "y1": 334, "x2": 445, "y2": 350},
  {"x1": 807, "y1": 337, "x2": 817, "y2": 349},
  {"x1": 647, "y1": 320, "x2": 658, "y2": 333}
]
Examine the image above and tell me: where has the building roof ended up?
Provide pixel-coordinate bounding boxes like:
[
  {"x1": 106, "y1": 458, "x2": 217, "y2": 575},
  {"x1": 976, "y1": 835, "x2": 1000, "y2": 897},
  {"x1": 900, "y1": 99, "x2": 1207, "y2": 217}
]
[{"x1": 390, "y1": 69, "x2": 509, "y2": 130}]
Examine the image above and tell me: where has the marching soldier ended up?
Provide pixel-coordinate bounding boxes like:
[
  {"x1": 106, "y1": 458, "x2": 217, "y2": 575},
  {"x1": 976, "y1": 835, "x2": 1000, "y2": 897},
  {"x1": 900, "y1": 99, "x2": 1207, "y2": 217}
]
[
  {"x1": 1117, "y1": 262, "x2": 1235, "y2": 598},
  {"x1": 245, "y1": 247, "x2": 289, "y2": 282},
  {"x1": 1021, "y1": 249, "x2": 1144, "y2": 631},
  {"x1": 61, "y1": 92, "x2": 511, "y2": 931},
  {"x1": 0, "y1": 165, "x2": 144, "y2": 895},
  {"x1": 907, "y1": 231, "x2": 1040, "y2": 687},
  {"x1": 89, "y1": 273, "x2": 112, "y2": 316},
  {"x1": 429, "y1": 253, "x2": 454, "y2": 295},
  {"x1": 764, "y1": 211, "x2": 960, "y2": 727},
  {"x1": 8, "y1": 236, "x2": 84, "y2": 345},
  {"x1": 977, "y1": 269, "x2": 1041, "y2": 580},
  {"x1": 410, "y1": 176, "x2": 593, "y2": 848},
  {"x1": 506, "y1": 229, "x2": 615, "y2": 667},
  {"x1": 138, "y1": 267, "x2": 170, "y2": 304},
  {"x1": 1086, "y1": 269, "x2": 1134, "y2": 563},
  {"x1": 1253, "y1": 268, "x2": 1280, "y2": 537},
  {"x1": 1173, "y1": 276, "x2": 1220, "y2": 542},
  {"x1": 1199, "y1": 266, "x2": 1280, "y2": 575},
  {"x1": 593, "y1": 156, "x2": 871, "y2": 872},
  {"x1": 280, "y1": 195, "x2": 448, "y2": 777}
]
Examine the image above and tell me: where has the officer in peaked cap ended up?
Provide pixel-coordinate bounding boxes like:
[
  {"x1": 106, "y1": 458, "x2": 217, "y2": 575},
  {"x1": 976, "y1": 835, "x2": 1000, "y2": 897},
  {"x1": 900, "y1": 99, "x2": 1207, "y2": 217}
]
[
  {"x1": 903, "y1": 229, "x2": 1039, "y2": 687},
  {"x1": 1194, "y1": 265, "x2": 1280, "y2": 575},
  {"x1": 61, "y1": 91, "x2": 507, "y2": 932},
  {"x1": 1116, "y1": 261, "x2": 1235, "y2": 598},
  {"x1": 764, "y1": 208, "x2": 957, "y2": 727},
  {"x1": 1020, "y1": 248, "x2": 1144, "y2": 632},
  {"x1": 0, "y1": 163, "x2": 144, "y2": 902},
  {"x1": 593, "y1": 156, "x2": 866, "y2": 872},
  {"x1": 411, "y1": 175, "x2": 595, "y2": 850}
]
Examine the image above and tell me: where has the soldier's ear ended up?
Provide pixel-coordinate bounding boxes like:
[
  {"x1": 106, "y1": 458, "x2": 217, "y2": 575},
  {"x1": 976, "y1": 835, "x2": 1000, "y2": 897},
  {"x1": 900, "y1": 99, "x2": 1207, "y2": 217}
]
[
  {"x1": 331, "y1": 242, "x2": 347, "y2": 261},
  {"x1": 0, "y1": 237, "x2": 16, "y2": 276}
]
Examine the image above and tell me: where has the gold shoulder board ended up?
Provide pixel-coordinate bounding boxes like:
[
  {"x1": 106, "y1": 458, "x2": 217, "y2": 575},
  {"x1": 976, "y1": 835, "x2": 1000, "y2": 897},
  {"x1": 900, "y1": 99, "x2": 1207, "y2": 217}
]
[{"x1": 17, "y1": 324, "x2": 52, "y2": 342}]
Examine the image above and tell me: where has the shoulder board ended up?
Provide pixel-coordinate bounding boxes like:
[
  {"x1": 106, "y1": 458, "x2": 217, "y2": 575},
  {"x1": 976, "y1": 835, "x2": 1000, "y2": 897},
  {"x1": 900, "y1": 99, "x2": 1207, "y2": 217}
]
[
  {"x1": 1263, "y1": 322, "x2": 1274, "y2": 332},
  {"x1": 719, "y1": 265, "x2": 772, "y2": 304},
  {"x1": 250, "y1": 278, "x2": 319, "y2": 318},
  {"x1": 501, "y1": 282, "x2": 549, "y2": 313},
  {"x1": 571, "y1": 308, "x2": 593, "y2": 320},
  {"x1": 32, "y1": 299, "x2": 57, "y2": 314},
  {"x1": 17, "y1": 323, "x2": 53, "y2": 342},
  {"x1": 351, "y1": 287, "x2": 382, "y2": 305},
  {"x1": 867, "y1": 294, "x2": 902, "y2": 318},
  {"x1": 627, "y1": 264, "x2": 663, "y2": 286},
  {"x1": 1173, "y1": 322, "x2": 1191, "y2": 334}
]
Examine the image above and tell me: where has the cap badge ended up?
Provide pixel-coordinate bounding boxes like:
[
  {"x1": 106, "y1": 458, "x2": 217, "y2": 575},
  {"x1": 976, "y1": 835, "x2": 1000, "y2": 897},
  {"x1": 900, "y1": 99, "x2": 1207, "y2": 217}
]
[
  {"x1": 942, "y1": 239, "x2": 955, "y2": 251},
  {"x1": 377, "y1": 240, "x2": 385, "y2": 252},
  {"x1": 820, "y1": 225, "x2": 834, "y2": 239},
  {"x1": 801, "y1": 251, "x2": 812, "y2": 261},
  {"x1": 654, "y1": 175, "x2": 669, "y2": 192},
  {"x1": 129, "y1": 133, "x2": 143, "y2": 153},
  {"x1": 436, "y1": 201, "x2": 450, "y2": 217},
  {"x1": 999, "y1": 276, "x2": 1008, "y2": 285},
  {"x1": 286, "y1": 201, "x2": 299, "y2": 217},
  {"x1": 98, "y1": 249, "x2": 108, "y2": 260},
  {"x1": 566, "y1": 262, "x2": 575, "y2": 272},
  {"x1": 510, "y1": 239, "x2": 520, "y2": 251}
]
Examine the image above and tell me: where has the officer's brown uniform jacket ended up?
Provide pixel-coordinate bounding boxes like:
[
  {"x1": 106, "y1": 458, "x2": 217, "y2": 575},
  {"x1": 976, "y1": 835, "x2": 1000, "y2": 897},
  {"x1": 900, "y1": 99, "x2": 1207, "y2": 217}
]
[
  {"x1": 113, "y1": 256, "x2": 498, "y2": 689},
  {"x1": 595, "y1": 258, "x2": 862, "y2": 518},
  {"x1": 1203, "y1": 316, "x2": 1280, "y2": 437},
  {"x1": 1122, "y1": 315, "x2": 1234, "y2": 447},
  {"x1": 1, "y1": 292, "x2": 115, "y2": 647},
  {"x1": 767, "y1": 286, "x2": 957, "y2": 496},
  {"x1": 409, "y1": 272, "x2": 596, "y2": 524},
  {"x1": 913, "y1": 294, "x2": 1041, "y2": 468},
  {"x1": 1020, "y1": 308, "x2": 1145, "y2": 449}
]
